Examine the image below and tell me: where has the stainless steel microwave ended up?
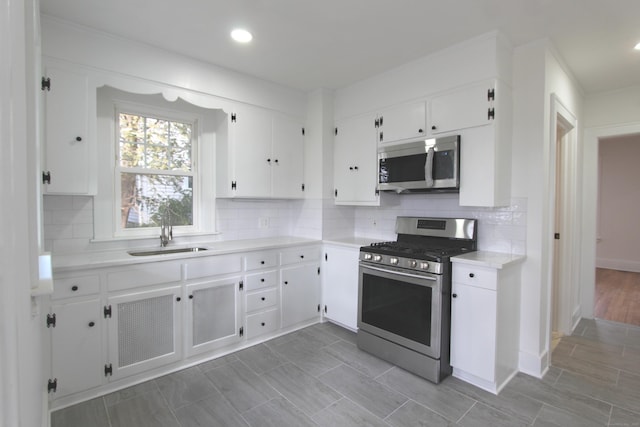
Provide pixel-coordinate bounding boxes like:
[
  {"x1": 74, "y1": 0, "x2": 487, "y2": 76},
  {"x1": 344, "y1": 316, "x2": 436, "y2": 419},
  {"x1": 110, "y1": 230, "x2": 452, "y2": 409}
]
[{"x1": 378, "y1": 135, "x2": 460, "y2": 193}]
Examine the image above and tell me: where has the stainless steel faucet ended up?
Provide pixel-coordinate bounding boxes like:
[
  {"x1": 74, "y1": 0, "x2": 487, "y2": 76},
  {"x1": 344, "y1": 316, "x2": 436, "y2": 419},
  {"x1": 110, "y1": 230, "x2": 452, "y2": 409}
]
[{"x1": 160, "y1": 211, "x2": 173, "y2": 247}]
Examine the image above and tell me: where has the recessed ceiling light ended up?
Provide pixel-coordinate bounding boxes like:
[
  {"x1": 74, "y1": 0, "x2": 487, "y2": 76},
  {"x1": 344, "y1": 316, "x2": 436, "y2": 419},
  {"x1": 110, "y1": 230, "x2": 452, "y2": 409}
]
[{"x1": 231, "y1": 29, "x2": 253, "y2": 43}]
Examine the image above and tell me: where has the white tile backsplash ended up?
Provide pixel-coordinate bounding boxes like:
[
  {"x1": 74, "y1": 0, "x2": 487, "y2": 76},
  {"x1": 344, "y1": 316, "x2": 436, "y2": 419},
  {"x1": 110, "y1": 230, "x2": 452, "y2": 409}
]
[{"x1": 43, "y1": 194, "x2": 527, "y2": 256}]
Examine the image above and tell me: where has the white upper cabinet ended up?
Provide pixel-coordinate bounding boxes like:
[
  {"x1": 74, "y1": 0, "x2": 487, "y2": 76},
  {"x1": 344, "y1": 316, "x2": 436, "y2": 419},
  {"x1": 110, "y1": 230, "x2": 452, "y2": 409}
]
[
  {"x1": 429, "y1": 80, "x2": 495, "y2": 135},
  {"x1": 377, "y1": 101, "x2": 426, "y2": 144},
  {"x1": 333, "y1": 113, "x2": 379, "y2": 206},
  {"x1": 217, "y1": 104, "x2": 305, "y2": 199},
  {"x1": 42, "y1": 62, "x2": 97, "y2": 195}
]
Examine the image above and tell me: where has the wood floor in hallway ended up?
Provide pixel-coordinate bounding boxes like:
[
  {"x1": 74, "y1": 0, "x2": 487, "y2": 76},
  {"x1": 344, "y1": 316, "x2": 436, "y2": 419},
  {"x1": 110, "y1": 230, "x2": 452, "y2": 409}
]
[{"x1": 595, "y1": 268, "x2": 640, "y2": 327}]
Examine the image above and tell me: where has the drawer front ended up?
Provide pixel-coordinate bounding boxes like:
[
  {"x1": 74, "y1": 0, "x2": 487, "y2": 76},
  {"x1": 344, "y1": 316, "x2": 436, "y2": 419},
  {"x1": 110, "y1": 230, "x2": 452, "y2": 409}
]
[
  {"x1": 246, "y1": 288, "x2": 278, "y2": 312},
  {"x1": 184, "y1": 254, "x2": 242, "y2": 281},
  {"x1": 107, "y1": 261, "x2": 182, "y2": 292},
  {"x1": 245, "y1": 251, "x2": 278, "y2": 271},
  {"x1": 245, "y1": 309, "x2": 280, "y2": 339},
  {"x1": 245, "y1": 270, "x2": 277, "y2": 291},
  {"x1": 452, "y1": 264, "x2": 497, "y2": 290},
  {"x1": 280, "y1": 246, "x2": 321, "y2": 265},
  {"x1": 52, "y1": 275, "x2": 100, "y2": 300}
]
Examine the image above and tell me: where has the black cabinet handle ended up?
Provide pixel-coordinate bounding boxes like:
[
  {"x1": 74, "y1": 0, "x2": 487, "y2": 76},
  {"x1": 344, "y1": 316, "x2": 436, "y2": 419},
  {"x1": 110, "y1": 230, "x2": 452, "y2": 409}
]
[
  {"x1": 274, "y1": 159, "x2": 279, "y2": 164},
  {"x1": 176, "y1": 297, "x2": 181, "y2": 302},
  {"x1": 261, "y1": 260, "x2": 265, "y2": 265},
  {"x1": 431, "y1": 125, "x2": 436, "y2": 130},
  {"x1": 452, "y1": 293, "x2": 458, "y2": 298},
  {"x1": 284, "y1": 281, "x2": 288, "y2": 285},
  {"x1": 75, "y1": 136, "x2": 82, "y2": 142},
  {"x1": 261, "y1": 322, "x2": 265, "y2": 326},
  {"x1": 88, "y1": 321, "x2": 95, "y2": 327},
  {"x1": 261, "y1": 297, "x2": 266, "y2": 301},
  {"x1": 71, "y1": 285, "x2": 78, "y2": 291},
  {"x1": 267, "y1": 158, "x2": 271, "y2": 163},
  {"x1": 469, "y1": 273, "x2": 475, "y2": 278},
  {"x1": 189, "y1": 295, "x2": 194, "y2": 299},
  {"x1": 418, "y1": 128, "x2": 423, "y2": 133},
  {"x1": 300, "y1": 255, "x2": 304, "y2": 259},
  {"x1": 260, "y1": 278, "x2": 265, "y2": 282}
]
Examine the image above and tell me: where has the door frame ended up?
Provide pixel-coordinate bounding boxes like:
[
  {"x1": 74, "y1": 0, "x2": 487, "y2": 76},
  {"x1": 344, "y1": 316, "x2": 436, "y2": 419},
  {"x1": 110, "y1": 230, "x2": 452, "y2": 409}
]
[{"x1": 547, "y1": 94, "x2": 579, "y2": 337}]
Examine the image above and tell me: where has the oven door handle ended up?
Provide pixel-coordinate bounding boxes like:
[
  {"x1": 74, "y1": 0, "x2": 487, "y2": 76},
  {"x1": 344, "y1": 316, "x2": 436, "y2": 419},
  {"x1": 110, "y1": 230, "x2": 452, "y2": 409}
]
[{"x1": 361, "y1": 264, "x2": 437, "y2": 281}]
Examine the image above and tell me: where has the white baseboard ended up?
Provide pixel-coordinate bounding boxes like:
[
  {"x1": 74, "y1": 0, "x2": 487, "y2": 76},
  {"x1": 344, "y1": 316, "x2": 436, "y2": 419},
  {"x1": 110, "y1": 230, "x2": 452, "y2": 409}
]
[
  {"x1": 596, "y1": 258, "x2": 640, "y2": 273},
  {"x1": 518, "y1": 349, "x2": 548, "y2": 378}
]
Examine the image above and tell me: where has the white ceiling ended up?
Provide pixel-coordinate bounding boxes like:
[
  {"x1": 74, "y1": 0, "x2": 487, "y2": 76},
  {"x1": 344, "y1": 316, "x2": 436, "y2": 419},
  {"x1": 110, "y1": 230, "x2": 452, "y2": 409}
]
[{"x1": 40, "y1": 0, "x2": 640, "y2": 94}]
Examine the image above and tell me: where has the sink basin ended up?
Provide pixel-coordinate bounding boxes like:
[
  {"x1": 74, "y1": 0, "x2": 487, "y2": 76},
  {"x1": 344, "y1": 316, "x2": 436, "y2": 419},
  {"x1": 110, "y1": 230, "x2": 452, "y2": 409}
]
[{"x1": 127, "y1": 247, "x2": 208, "y2": 256}]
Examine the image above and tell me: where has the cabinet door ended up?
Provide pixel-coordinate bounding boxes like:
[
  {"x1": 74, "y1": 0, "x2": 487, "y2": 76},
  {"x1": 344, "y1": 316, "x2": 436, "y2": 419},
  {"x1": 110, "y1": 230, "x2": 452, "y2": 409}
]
[
  {"x1": 378, "y1": 101, "x2": 426, "y2": 144},
  {"x1": 186, "y1": 277, "x2": 242, "y2": 357},
  {"x1": 43, "y1": 64, "x2": 95, "y2": 194},
  {"x1": 450, "y1": 282, "x2": 496, "y2": 381},
  {"x1": 334, "y1": 114, "x2": 379, "y2": 205},
  {"x1": 322, "y1": 246, "x2": 359, "y2": 330},
  {"x1": 430, "y1": 81, "x2": 493, "y2": 135},
  {"x1": 281, "y1": 264, "x2": 321, "y2": 328},
  {"x1": 50, "y1": 299, "x2": 103, "y2": 398},
  {"x1": 272, "y1": 114, "x2": 305, "y2": 198},
  {"x1": 230, "y1": 105, "x2": 273, "y2": 197},
  {"x1": 107, "y1": 286, "x2": 182, "y2": 380}
]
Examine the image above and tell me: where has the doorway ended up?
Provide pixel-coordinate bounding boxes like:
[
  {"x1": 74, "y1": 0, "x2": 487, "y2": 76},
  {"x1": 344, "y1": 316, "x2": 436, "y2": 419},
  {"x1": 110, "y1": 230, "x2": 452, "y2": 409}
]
[
  {"x1": 580, "y1": 124, "x2": 640, "y2": 324},
  {"x1": 593, "y1": 133, "x2": 640, "y2": 326}
]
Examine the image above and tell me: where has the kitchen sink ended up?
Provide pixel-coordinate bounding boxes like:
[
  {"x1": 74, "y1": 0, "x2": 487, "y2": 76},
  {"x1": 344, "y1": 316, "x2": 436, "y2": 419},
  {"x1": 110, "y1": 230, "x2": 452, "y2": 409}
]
[{"x1": 127, "y1": 247, "x2": 208, "y2": 256}]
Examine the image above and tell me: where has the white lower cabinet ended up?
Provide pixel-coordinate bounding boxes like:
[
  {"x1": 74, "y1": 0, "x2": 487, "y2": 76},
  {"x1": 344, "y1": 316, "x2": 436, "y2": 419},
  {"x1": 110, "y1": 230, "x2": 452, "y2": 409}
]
[
  {"x1": 106, "y1": 286, "x2": 183, "y2": 381},
  {"x1": 46, "y1": 242, "x2": 323, "y2": 407},
  {"x1": 186, "y1": 276, "x2": 243, "y2": 357},
  {"x1": 450, "y1": 254, "x2": 522, "y2": 394},
  {"x1": 281, "y1": 264, "x2": 321, "y2": 328},
  {"x1": 321, "y1": 244, "x2": 360, "y2": 330},
  {"x1": 48, "y1": 298, "x2": 102, "y2": 398}
]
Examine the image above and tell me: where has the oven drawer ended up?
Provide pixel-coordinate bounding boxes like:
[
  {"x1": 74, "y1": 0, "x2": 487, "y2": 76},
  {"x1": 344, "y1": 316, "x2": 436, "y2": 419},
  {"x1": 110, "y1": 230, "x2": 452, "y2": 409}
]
[
  {"x1": 452, "y1": 264, "x2": 497, "y2": 290},
  {"x1": 246, "y1": 288, "x2": 278, "y2": 312}
]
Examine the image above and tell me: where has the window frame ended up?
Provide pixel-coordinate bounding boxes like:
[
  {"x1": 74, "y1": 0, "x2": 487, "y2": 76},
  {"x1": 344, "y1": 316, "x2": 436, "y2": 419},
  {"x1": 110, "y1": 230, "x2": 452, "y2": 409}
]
[{"x1": 113, "y1": 104, "x2": 200, "y2": 238}]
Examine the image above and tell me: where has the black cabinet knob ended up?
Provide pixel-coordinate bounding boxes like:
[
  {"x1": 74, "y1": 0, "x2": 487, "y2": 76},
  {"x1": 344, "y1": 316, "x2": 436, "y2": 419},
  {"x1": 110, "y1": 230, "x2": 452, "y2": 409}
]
[
  {"x1": 261, "y1": 260, "x2": 265, "y2": 265},
  {"x1": 300, "y1": 255, "x2": 304, "y2": 259},
  {"x1": 469, "y1": 273, "x2": 475, "y2": 278},
  {"x1": 261, "y1": 297, "x2": 266, "y2": 301},
  {"x1": 88, "y1": 321, "x2": 95, "y2": 327},
  {"x1": 260, "y1": 278, "x2": 265, "y2": 282},
  {"x1": 284, "y1": 281, "x2": 288, "y2": 285},
  {"x1": 261, "y1": 322, "x2": 266, "y2": 326},
  {"x1": 75, "y1": 136, "x2": 82, "y2": 142},
  {"x1": 267, "y1": 158, "x2": 271, "y2": 163},
  {"x1": 176, "y1": 297, "x2": 181, "y2": 302},
  {"x1": 274, "y1": 159, "x2": 279, "y2": 163},
  {"x1": 189, "y1": 295, "x2": 194, "y2": 299},
  {"x1": 71, "y1": 285, "x2": 78, "y2": 291},
  {"x1": 452, "y1": 293, "x2": 458, "y2": 298},
  {"x1": 431, "y1": 125, "x2": 436, "y2": 130},
  {"x1": 418, "y1": 128, "x2": 423, "y2": 133}
]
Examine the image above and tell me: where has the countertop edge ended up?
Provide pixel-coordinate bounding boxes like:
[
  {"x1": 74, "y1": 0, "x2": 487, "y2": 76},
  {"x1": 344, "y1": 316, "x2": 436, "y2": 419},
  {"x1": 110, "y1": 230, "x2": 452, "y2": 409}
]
[
  {"x1": 53, "y1": 237, "x2": 322, "y2": 272},
  {"x1": 451, "y1": 251, "x2": 526, "y2": 269}
]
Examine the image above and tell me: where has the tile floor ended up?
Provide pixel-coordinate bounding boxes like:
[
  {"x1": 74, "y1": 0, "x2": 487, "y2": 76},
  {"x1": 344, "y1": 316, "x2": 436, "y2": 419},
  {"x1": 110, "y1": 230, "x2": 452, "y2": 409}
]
[{"x1": 51, "y1": 319, "x2": 640, "y2": 427}]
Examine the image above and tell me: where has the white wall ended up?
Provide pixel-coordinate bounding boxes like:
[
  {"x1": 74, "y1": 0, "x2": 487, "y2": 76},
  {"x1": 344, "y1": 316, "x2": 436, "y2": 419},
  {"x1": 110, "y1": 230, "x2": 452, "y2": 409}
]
[
  {"x1": 512, "y1": 39, "x2": 584, "y2": 376},
  {"x1": 596, "y1": 134, "x2": 640, "y2": 272}
]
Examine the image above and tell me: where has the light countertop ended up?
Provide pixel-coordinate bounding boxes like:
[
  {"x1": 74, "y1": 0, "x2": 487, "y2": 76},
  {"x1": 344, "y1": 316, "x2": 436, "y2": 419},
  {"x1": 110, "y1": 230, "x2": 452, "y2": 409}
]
[
  {"x1": 322, "y1": 236, "x2": 377, "y2": 249},
  {"x1": 53, "y1": 236, "x2": 321, "y2": 272},
  {"x1": 451, "y1": 251, "x2": 526, "y2": 269}
]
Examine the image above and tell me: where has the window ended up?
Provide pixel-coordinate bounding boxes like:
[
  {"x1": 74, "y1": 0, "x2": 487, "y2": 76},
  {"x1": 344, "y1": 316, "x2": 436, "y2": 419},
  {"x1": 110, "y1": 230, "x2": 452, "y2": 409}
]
[
  {"x1": 94, "y1": 87, "x2": 218, "y2": 242},
  {"x1": 116, "y1": 111, "x2": 195, "y2": 231}
]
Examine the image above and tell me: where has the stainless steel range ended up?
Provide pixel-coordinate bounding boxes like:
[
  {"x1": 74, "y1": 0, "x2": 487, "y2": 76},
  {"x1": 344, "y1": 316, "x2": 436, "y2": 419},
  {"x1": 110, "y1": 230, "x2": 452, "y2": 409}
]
[{"x1": 357, "y1": 217, "x2": 477, "y2": 383}]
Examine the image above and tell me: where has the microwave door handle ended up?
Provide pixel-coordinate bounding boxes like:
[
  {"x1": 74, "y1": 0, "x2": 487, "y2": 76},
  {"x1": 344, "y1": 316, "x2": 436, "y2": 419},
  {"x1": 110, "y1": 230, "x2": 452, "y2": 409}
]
[{"x1": 424, "y1": 147, "x2": 435, "y2": 187}]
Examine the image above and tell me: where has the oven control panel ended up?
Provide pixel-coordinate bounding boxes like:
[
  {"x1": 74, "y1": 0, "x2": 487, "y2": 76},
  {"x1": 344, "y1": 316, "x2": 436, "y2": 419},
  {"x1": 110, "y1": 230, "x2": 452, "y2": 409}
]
[{"x1": 359, "y1": 252, "x2": 443, "y2": 275}]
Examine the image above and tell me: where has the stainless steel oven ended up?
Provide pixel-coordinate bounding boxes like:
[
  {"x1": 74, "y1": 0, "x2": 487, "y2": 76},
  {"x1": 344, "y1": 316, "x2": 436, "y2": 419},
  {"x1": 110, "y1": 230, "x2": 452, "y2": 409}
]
[{"x1": 357, "y1": 217, "x2": 476, "y2": 384}]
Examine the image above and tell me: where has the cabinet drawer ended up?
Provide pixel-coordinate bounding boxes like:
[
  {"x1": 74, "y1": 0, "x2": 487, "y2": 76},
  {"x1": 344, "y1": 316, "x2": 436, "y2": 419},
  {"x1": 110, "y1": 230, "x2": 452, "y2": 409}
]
[
  {"x1": 246, "y1": 288, "x2": 278, "y2": 312},
  {"x1": 106, "y1": 261, "x2": 182, "y2": 292},
  {"x1": 245, "y1": 309, "x2": 280, "y2": 339},
  {"x1": 245, "y1": 251, "x2": 278, "y2": 271},
  {"x1": 280, "y1": 246, "x2": 321, "y2": 265},
  {"x1": 184, "y1": 254, "x2": 242, "y2": 281},
  {"x1": 52, "y1": 275, "x2": 100, "y2": 300},
  {"x1": 245, "y1": 270, "x2": 277, "y2": 291},
  {"x1": 452, "y1": 264, "x2": 497, "y2": 290}
]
